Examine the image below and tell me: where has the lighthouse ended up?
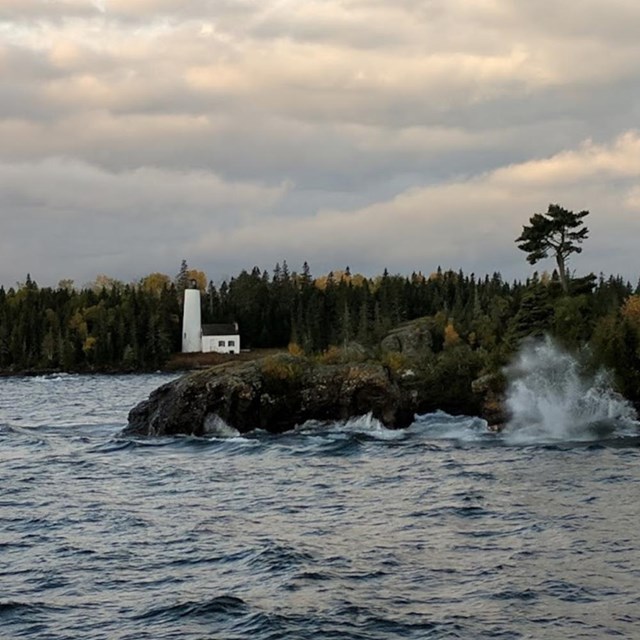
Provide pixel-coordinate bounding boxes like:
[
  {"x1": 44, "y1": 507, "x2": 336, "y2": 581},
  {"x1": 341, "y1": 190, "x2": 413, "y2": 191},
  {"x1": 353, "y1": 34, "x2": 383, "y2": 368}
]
[{"x1": 182, "y1": 285, "x2": 202, "y2": 353}]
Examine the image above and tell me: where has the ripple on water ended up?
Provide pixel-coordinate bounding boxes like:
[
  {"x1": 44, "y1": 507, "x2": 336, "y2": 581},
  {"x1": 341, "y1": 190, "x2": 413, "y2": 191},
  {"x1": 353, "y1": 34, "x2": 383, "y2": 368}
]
[
  {"x1": 134, "y1": 594, "x2": 250, "y2": 622},
  {"x1": 0, "y1": 600, "x2": 64, "y2": 623},
  {"x1": 1, "y1": 374, "x2": 640, "y2": 640}
]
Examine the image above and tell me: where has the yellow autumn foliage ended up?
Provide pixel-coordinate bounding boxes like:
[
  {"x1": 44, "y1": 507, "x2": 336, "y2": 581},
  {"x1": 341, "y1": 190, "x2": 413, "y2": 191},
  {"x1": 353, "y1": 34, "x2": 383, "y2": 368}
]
[
  {"x1": 90, "y1": 274, "x2": 124, "y2": 292},
  {"x1": 69, "y1": 311, "x2": 87, "y2": 338},
  {"x1": 444, "y1": 321, "x2": 461, "y2": 348},
  {"x1": 381, "y1": 351, "x2": 410, "y2": 374},
  {"x1": 83, "y1": 336, "x2": 97, "y2": 355},
  {"x1": 186, "y1": 269, "x2": 208, "y2": 292},
  {"x1": 317, "y1": 345, "x2": 343, "y2": 364},
  {"x1": 141, "y1": 272, "x2": 171, "y2": 295},
  {"x1": 314, "y1": 270, "x2": 366, "y2": 290},
  {"x1": 288, "y1": 342, "x2": 304, "y2": 357},
  {"x1": 260, "y1": 356, "x2": 303, "y2": 381},
  {"x1": 621, "y1": 295, "x2": 640, "y2": 329}
]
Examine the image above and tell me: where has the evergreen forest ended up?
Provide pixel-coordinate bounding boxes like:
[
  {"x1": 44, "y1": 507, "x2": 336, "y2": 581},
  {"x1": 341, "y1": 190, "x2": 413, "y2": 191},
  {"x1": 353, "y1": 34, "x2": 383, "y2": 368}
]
[{"x1": 1, "y1": 259, "x2": 640, "y2": 403}]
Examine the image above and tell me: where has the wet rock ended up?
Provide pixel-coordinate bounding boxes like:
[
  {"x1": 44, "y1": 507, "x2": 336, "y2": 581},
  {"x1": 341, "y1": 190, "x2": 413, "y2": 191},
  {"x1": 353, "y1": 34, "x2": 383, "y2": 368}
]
[
  {"x1": 124, "y1": 354, "x2": 413, "y2": 437},
  {"x1": 471, "y1": 372, "x2": 508, "y2": 428},
  {"x1": 125, "y1": 319, "x2": 498, "y2": 437}
]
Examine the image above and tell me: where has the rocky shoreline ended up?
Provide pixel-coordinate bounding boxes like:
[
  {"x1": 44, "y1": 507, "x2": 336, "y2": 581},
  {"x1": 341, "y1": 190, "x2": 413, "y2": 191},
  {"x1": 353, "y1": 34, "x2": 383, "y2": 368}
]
[{"x1": 124, "y1": 319, "x2": 505, "y2": 437}]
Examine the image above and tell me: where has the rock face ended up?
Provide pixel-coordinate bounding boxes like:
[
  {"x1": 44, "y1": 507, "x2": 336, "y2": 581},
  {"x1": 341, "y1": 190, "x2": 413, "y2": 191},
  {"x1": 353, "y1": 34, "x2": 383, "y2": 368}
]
[
  {"x1": 471, "y1": 372, "x2": 508, "y2": 428},
  {"x1": 125, "y1": 354, "x2": 416, "y2": 437},
  {"x1": 125, "y1": 317, "x2": 499, "y2": 437},
  {"x1": 380, "y1": 318, "x2": 433, "y2": 360}
]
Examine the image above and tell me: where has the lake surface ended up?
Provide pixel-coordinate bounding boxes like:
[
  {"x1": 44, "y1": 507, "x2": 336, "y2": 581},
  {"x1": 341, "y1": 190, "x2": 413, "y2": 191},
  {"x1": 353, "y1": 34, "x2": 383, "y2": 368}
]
[{"x1": 1, "y1": 373, "x2": 639, "y2": 639}]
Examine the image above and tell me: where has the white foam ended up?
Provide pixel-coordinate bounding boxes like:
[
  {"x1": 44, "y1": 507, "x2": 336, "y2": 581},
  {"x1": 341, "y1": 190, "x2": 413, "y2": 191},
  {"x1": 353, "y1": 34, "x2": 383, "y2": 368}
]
[
  {"x1": 203, "y1": 413, "x2": 241, "y2": 438},
  {"x1": 295, "y1": 412, "x2": 405, "y2": 440},
  {"x1": 503, "y1": 336, "x2": 637, "y2": 443},
  {"x1": 412, "y1": 411, "x2": 490, "y2": 442}
]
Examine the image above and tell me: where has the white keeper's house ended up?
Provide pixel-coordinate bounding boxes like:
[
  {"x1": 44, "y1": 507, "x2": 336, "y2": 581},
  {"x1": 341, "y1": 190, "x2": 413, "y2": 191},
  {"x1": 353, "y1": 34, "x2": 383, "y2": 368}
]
[
  {"x1": 182, "y1": 288, "x2": 240, "y2": 354},
  {"x1": 201, "y1": 323, "x2": 240, "y2": 355}
]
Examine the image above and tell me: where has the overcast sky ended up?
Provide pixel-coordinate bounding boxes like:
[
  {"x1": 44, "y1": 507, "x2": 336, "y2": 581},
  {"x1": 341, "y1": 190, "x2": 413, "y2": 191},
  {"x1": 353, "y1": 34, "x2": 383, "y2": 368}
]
[{"x1": 1, "y1": 0, "x2": 639, "y2": 287}]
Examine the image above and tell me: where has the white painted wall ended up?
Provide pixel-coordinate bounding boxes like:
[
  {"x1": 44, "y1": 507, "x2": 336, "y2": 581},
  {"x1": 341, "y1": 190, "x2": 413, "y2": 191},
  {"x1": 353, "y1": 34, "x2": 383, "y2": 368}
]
[
  {"x1": 182, "y1": 289, "x2": 202, "y2": 353},
  {"x1": 202, "y1": 335, "x2": 240, "y2": 355}
]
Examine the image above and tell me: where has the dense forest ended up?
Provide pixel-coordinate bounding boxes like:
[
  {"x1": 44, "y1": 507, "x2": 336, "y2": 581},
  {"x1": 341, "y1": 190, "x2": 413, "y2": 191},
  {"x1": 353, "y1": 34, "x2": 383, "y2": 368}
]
[
  {"x1": 0, "y1": 205, "x2": 638, "y2": 401},
  {"x1": 1, "y1": 258, "x2": 640, "y2": 401}
]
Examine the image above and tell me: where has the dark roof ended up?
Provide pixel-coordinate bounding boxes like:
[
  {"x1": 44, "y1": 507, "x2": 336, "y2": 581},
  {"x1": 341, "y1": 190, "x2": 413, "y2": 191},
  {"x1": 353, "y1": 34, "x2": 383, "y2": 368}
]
[{"x1": 202, "y1": 323, "x2": 238, "y2": 336}]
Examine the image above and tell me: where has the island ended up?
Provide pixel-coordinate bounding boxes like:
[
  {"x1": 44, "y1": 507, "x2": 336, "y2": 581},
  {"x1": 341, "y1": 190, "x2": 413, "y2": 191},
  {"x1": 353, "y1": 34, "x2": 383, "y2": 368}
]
[{"x1": 123, "y1": 318, "x2": 503, "y2": 437}]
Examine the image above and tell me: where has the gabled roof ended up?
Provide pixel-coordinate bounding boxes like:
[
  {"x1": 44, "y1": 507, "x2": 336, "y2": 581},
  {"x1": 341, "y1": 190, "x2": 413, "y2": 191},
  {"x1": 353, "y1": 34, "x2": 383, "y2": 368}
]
[{"x1": 202, "y1": 323, "x2": 238, "y2": 336}]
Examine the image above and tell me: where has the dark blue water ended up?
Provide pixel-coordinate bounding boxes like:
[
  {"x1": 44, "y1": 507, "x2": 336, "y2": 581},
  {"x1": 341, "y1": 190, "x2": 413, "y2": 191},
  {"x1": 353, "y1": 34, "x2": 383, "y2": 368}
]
[{"x1": 1, "y1": 374, "x2": 639, "y2": 639}]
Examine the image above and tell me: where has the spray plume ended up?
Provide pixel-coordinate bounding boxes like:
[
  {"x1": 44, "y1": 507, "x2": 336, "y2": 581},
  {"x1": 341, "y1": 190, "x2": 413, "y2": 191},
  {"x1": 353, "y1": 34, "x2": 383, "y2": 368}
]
[{"x1": 503, "y1": 336, "x2": 637, "y2": 442}]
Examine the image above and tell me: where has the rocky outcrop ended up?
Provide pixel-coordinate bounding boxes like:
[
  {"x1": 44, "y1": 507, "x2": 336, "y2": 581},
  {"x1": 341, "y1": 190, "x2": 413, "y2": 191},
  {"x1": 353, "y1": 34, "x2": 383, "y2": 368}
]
[
  {"x1": 124, "y1": 354, "x2": 417, "y2": 437},
  {"x1": 471, "y1": 372, "x2": 508, "y2": 428},
  {"x1": 380, "y1": 318, "x2": 433, "y2": 361},
  {"x1": 124, "y1": 317, "x2": 501, "y2": 437}
]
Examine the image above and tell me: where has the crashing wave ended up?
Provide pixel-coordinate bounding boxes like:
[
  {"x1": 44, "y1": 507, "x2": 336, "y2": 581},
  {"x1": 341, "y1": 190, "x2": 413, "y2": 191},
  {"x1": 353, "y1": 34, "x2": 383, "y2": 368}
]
[
  {"x1": 203, "y1": 413, "x2": 241, "y2": 438},
  {"x1": 294, "y1": 412, "x2": 405, "y2": 440},
  {"x1": 503, "y1": 336, "x2": 637, "y2": 442}
]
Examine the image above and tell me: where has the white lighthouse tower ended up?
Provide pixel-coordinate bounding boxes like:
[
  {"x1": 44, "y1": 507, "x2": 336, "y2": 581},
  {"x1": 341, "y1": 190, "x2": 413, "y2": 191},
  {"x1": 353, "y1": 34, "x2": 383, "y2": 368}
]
[{"x1": 182, "y1": 286, "x2": 202, "y2": 353}]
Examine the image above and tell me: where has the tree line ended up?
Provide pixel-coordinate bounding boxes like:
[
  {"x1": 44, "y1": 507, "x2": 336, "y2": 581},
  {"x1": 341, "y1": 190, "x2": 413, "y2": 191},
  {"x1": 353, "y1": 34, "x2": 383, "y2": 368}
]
[
  {"x1": 0, "y1": 262, "x2": 638, "y2": 386},
  {"x1": 1, "y1": 204, "x2": 639, "y2": 401},
  {"x1": 0, "y1": 274, "x2": 181, "y2": 372}
]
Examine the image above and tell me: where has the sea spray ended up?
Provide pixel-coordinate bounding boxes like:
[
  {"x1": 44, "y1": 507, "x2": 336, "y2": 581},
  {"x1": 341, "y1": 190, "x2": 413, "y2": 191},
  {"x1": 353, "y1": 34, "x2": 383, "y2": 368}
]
[
  {"x1": 503, "y1": 336, "x2": 637, "y2": 441},
  {"x1": 295, "y1": 412, "x2": 405, "y2": 440}
]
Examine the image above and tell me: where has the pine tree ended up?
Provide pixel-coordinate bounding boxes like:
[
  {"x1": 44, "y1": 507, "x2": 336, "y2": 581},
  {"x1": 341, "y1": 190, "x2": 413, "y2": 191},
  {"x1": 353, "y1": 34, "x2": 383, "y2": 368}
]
[
  {"x1": 516, "y1": 204, "x2": 589, "y2": 293},
  {"x1": 175, "y1": 259, "x2": 190, "y2": 300}
]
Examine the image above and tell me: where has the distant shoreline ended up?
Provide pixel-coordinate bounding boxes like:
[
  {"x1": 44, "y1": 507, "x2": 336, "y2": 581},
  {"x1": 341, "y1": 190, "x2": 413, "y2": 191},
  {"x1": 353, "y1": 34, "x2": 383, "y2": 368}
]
[{"x1": 0, "y1": 348, "x2": 285, "y2": 378}]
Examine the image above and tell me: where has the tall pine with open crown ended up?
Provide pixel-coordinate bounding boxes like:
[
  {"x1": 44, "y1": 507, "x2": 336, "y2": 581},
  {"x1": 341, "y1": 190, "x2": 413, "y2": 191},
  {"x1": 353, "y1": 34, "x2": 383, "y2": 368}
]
[{"x1": 516, "y1": 204, "x2": 589, "y2": 293}]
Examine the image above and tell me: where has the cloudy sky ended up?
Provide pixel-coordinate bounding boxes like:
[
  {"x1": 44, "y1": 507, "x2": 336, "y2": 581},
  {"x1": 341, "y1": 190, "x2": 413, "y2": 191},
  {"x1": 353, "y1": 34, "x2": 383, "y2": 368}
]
[{"x1": 1, "y1": 0, "x2": 639, "y2": 287}]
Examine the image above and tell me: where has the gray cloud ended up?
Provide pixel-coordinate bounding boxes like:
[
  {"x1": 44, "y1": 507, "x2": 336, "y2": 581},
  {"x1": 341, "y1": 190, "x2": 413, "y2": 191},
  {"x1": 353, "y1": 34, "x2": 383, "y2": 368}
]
[
  {"x1": 1, "y1": 1, "x2": 639, "y2": 285},
  {"x1": 0, "y1": 158, "x2": 286, "y2": 283}
]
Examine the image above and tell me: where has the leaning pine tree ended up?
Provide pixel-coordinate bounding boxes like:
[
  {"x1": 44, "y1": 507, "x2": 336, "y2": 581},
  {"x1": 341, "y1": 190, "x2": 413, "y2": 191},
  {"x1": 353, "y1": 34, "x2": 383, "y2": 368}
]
[{"x1": 516, "y1": 204, "x2": 589, "y2": 293}]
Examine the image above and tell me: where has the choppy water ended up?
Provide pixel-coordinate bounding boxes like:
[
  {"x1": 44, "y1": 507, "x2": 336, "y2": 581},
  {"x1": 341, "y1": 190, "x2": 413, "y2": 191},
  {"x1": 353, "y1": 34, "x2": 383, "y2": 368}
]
[{"x1": 1, "y1": 373, "x2": 640, "y2": 640}]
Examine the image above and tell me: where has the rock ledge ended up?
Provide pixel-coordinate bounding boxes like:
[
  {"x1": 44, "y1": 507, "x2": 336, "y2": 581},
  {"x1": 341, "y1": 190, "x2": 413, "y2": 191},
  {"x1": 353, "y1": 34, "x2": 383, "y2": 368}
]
[{"x1": 124, "y1": 354, "x2": 418, "y2": 437}]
